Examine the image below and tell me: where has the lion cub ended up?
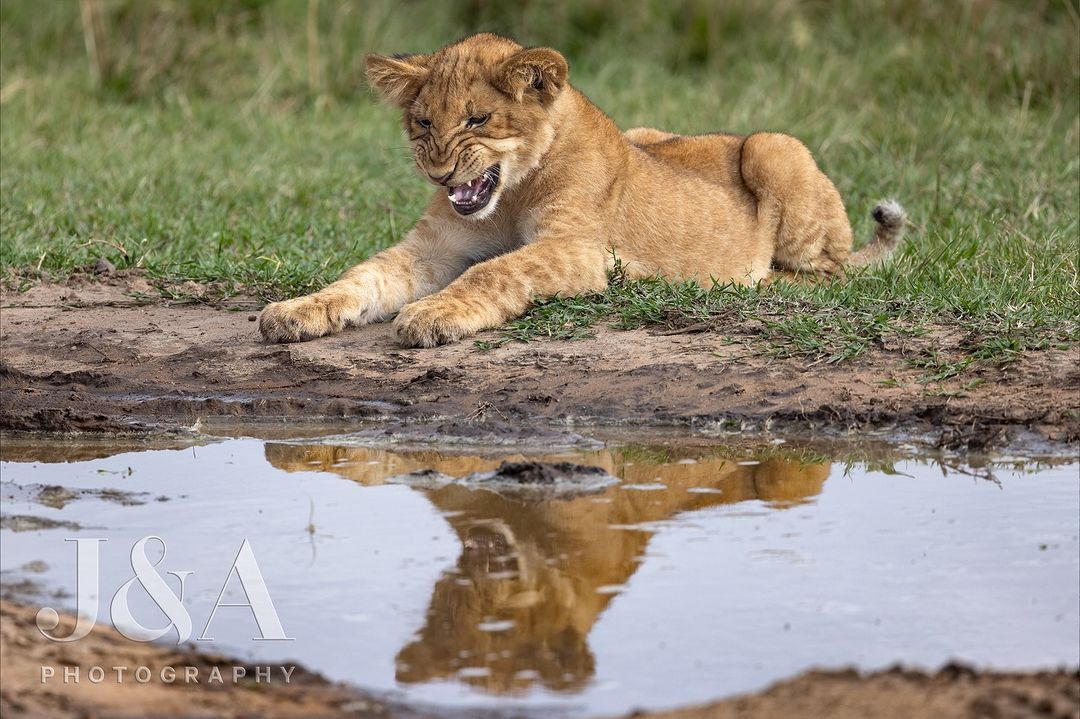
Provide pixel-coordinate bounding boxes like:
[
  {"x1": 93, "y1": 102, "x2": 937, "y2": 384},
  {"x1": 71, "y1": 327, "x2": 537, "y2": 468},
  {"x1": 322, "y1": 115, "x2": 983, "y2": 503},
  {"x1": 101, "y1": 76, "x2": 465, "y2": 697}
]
[{"x1": 260, "y1": 33, "x2": 905, "y2": 347}]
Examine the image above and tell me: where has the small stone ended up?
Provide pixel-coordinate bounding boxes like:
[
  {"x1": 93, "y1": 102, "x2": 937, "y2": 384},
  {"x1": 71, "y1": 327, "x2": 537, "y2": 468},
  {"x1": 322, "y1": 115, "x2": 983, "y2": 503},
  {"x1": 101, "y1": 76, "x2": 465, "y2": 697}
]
[
  {"x1": 248, "y1": 314, "x2": 257, "y2": 322},
  {"x1": 93, "y1": 257, "x2": 116, "y2": 275}
]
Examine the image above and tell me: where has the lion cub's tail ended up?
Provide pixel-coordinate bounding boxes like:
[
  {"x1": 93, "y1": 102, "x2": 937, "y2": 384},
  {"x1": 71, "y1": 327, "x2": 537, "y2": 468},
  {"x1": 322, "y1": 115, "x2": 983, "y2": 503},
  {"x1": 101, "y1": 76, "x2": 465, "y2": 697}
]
[{"x1": 848, "y1": 200, "x2": 907, "y2": 267}]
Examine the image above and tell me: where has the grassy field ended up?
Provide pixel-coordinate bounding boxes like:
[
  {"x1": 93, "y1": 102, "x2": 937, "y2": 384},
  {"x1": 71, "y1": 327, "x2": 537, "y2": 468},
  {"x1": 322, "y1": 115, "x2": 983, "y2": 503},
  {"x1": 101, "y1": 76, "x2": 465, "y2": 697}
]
[{"x1": 1, "y1": 0, "x2": 1077, "y2": 370}]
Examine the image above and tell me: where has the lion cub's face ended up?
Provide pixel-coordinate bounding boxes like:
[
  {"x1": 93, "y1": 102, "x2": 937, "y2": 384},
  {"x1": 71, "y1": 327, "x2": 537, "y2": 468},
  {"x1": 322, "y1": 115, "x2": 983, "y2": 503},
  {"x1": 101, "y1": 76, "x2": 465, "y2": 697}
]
[{"x1": 366, "y1": 34, "x2": 569, "y2": 221}]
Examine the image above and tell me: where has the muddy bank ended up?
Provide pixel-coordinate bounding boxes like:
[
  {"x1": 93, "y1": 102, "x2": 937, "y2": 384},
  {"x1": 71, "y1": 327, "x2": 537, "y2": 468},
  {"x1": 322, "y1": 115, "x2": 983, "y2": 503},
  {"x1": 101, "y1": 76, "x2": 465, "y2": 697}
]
[
  {"x1": 623, "y1": 665, "x2": 1080, "y2": 719},
  {"x1": 0, "y1": 599, "x2": 433, "y2": 719},
  {"x1": 1, "y1": 277, "x2": 1077, "y2": 447},
  {"x1": 2, "y1": 600, "x2": 1075, "y2": 719}
]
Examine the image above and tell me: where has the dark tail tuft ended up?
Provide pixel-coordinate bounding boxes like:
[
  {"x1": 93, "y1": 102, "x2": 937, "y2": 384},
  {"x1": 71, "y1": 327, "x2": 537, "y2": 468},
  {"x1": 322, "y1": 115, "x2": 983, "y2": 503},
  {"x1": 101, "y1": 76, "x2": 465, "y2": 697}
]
[{"x1": 850, "y1": 200, "x2": 906, "y2": 267}]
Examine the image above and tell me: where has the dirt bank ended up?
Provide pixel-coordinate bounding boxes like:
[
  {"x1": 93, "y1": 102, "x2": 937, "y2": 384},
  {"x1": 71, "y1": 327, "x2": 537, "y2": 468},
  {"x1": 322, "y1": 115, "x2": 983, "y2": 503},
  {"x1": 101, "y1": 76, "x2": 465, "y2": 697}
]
[
  {"x1": 2, "y1": 600, "x2": 1076, "y2": 719},
  {"x1": 0, "y1": 599, "x2": 430, "y2": 719},
  {"x1": 621, "y1": 665, "x2": 1080, "y2": 719},
  {"x1": 1, "y1": 275, "x2": 1077, "y2": 447}
]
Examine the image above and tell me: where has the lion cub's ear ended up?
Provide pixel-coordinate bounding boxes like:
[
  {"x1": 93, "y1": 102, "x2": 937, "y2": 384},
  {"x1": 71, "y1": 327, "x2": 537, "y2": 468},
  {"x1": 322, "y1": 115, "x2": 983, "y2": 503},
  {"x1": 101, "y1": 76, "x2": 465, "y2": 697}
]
[
  {"x1": 496, "y1": 47, "x2": 568, "y2": 104},
  {"x1": 365, "y1": 53, "x2": 430, "y2": 106}
]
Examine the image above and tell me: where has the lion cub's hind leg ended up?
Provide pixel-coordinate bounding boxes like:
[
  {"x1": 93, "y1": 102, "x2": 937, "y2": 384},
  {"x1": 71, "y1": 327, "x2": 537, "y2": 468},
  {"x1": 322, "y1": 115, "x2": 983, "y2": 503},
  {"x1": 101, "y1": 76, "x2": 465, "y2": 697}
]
[{"x1": 738, "y1": 132, "x2": 854, "y2": 277}]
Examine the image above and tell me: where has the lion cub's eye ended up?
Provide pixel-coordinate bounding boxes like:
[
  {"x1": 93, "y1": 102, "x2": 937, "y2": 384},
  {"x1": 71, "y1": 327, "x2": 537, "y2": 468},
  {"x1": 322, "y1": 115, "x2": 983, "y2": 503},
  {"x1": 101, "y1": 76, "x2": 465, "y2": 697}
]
[
  {"x1": 465, "y1": 114, "x2": 490, "y2": 129},
  {"x1": 415, "y1": 118, "x2": 432, "y2": 129}
]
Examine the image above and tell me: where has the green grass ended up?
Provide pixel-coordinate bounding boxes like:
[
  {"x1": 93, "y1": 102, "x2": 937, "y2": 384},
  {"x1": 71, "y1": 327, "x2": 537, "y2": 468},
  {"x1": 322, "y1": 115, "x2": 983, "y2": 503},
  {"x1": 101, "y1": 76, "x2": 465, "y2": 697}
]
[{"x1": 1, "y1": 0, "x2": 1078, "y2": 370}]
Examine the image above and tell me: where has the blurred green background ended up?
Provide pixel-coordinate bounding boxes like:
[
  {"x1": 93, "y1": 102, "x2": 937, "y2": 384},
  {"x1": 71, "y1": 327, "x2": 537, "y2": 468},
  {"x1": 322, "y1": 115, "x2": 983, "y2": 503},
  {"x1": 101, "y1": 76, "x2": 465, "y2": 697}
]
[{"x1": 0, "y1": 0, "x2": 1077, "y2": 361}]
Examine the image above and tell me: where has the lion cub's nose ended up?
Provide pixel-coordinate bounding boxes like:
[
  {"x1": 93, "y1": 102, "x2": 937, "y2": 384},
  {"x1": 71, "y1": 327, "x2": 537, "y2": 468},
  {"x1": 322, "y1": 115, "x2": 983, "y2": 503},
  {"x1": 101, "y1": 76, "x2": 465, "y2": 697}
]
[{"x1": 428, "y1": 169, "x2": 454, "y2": 185}]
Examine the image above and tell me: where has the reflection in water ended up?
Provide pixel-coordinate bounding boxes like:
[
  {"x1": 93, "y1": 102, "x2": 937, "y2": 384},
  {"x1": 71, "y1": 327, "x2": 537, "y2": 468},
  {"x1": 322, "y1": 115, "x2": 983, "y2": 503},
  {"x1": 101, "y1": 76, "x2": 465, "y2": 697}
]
[
  {"x1": 264, "y1": 443, "x2": 830, "y2": 695},
  {"x1": 0, "y1": 437, "x2": 199, "y2": 463}
]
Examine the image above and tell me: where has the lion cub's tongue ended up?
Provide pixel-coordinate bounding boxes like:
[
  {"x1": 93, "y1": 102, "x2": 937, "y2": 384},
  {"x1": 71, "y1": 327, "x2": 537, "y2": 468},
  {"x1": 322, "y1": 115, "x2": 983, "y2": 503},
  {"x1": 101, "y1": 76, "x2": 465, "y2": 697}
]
[{"x1": 449, "y1": 175, "x2": 484, "y2": 204}]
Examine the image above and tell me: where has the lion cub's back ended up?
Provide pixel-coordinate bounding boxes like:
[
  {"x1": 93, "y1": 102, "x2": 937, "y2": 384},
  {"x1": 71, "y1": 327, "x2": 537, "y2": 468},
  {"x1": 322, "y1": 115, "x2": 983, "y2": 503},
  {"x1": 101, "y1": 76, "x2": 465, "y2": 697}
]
[{"x1": 626, "y1": 130, "x2": 749, "y2": 193}]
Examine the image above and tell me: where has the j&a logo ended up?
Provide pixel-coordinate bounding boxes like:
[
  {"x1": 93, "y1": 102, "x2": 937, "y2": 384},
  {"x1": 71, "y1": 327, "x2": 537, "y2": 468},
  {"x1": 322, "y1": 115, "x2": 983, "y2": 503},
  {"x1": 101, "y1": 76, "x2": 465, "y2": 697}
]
[{"x1": 35, "y1": 536, "x2": 292, "y2": 643}]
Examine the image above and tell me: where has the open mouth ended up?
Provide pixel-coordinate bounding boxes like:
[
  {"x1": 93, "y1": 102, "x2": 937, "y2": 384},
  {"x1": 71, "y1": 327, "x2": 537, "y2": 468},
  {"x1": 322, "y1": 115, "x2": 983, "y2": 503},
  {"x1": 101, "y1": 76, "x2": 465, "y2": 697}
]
[
  {"x1": 447, "y1": 165, "x2": 500, "y2": 215},
  {"x1": 462, "y1": 526, "x2": 518, "y2": 575}
]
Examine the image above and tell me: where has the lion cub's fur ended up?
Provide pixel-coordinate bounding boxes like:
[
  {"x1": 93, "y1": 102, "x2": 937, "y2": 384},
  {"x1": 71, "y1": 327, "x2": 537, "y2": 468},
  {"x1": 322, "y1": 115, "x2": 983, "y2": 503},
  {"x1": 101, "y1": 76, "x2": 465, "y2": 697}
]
[{"x1": 260, "y1": 33, "x2": 905, "y2": 347}]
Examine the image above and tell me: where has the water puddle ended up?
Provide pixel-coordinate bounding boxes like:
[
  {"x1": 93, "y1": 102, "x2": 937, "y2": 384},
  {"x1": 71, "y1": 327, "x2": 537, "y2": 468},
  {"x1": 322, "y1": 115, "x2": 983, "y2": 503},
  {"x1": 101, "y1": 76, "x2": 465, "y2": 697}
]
[{"x1": 1, "y1": 433, "x2": 1077, "y2": 715}]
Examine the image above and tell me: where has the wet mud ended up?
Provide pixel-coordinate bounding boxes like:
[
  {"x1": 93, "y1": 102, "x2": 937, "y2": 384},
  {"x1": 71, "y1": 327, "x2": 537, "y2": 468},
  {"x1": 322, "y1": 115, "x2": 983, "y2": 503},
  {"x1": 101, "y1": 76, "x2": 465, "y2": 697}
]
[{"x1": 1, "y1": 276, "x2": 1077, "y2": 447}]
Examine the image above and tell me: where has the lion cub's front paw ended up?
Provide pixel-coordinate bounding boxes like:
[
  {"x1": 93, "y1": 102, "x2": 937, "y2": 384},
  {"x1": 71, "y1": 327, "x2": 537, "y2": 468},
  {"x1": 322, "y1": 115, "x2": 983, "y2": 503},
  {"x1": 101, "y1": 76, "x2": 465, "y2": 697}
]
[
  {"x1": 394, "y1": 298, "x2": 475, "y2": 348},
  {"x1": 259, "y1": 295, "x2": 344, "y2": 343}
]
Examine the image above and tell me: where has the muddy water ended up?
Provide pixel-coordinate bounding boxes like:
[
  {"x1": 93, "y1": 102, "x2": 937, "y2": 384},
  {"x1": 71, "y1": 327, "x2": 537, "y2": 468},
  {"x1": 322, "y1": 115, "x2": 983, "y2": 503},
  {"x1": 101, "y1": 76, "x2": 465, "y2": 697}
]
[{"x1": 1, "y1": 434, "x2": 1077, "y2": 715}]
